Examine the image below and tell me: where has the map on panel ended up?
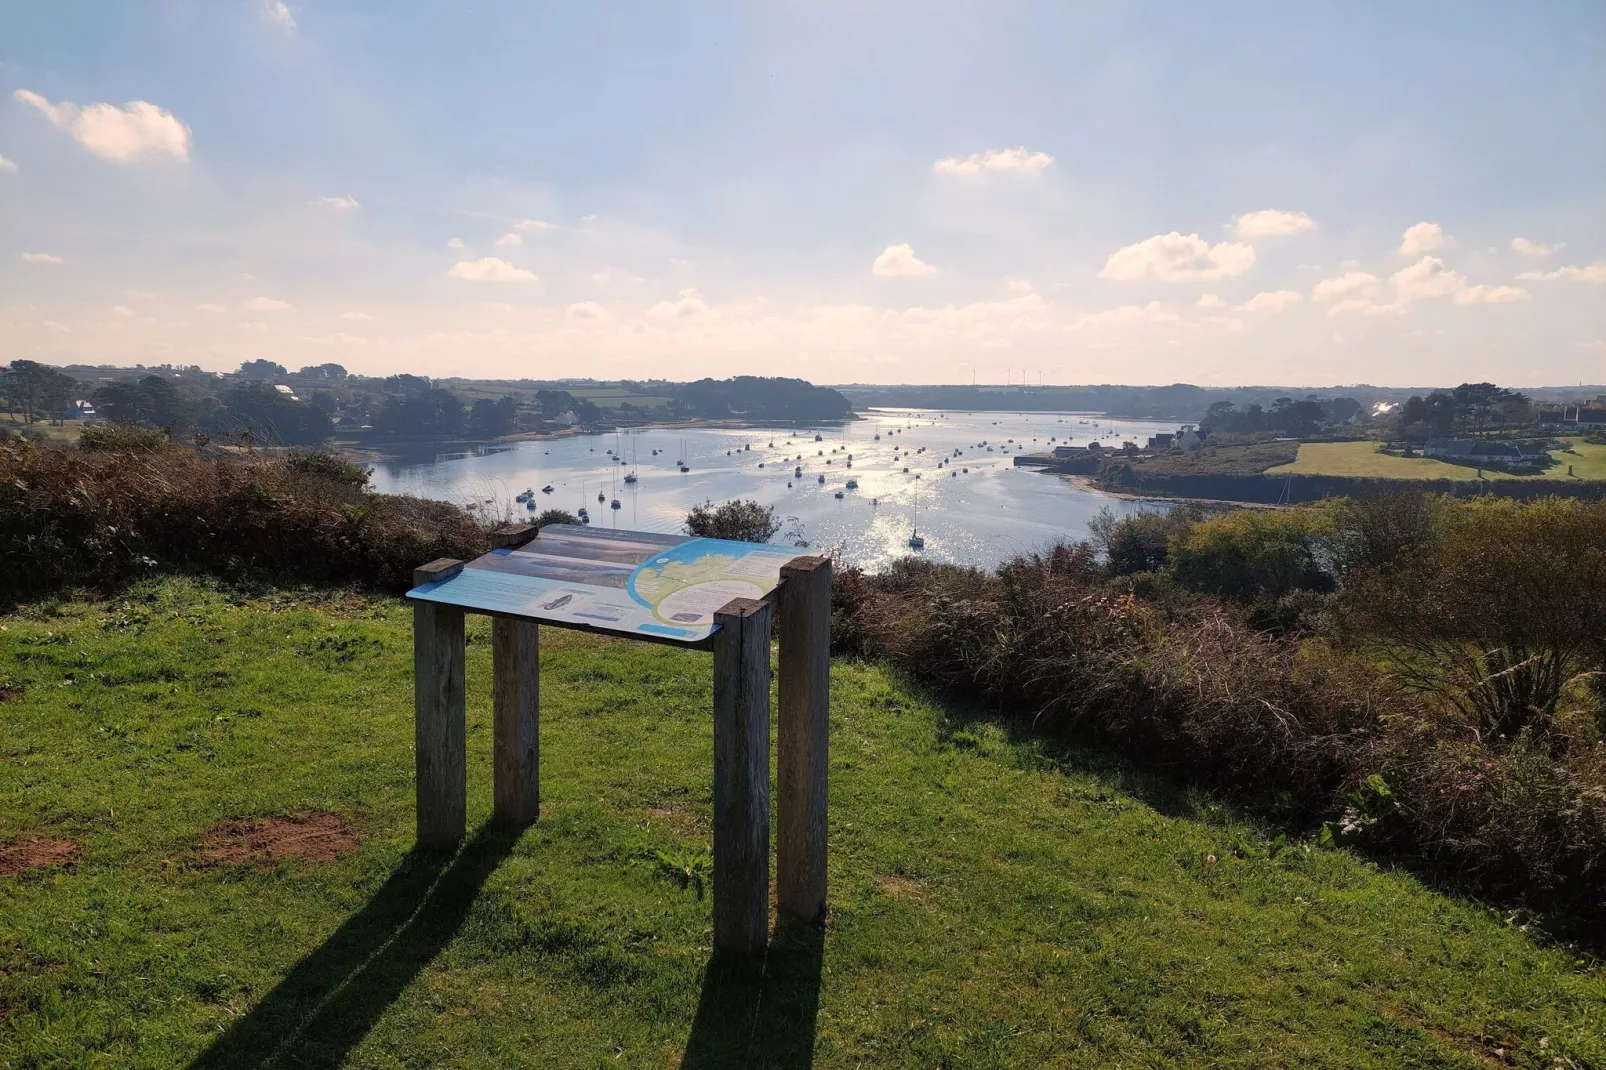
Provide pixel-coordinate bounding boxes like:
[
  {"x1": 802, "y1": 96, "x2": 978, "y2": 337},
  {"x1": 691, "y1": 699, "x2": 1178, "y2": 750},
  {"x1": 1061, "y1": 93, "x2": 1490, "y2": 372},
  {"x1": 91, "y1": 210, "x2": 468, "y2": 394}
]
[{"x1": 406, "y1": 524, "x2": 807, "y2": 643}]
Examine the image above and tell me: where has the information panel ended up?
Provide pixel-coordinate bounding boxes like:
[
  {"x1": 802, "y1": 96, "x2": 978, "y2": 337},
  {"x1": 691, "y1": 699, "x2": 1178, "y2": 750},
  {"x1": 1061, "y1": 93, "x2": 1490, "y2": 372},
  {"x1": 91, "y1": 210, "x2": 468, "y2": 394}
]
[{"x1": 406, "y1": 524, "x2": 808, "y2": 643}]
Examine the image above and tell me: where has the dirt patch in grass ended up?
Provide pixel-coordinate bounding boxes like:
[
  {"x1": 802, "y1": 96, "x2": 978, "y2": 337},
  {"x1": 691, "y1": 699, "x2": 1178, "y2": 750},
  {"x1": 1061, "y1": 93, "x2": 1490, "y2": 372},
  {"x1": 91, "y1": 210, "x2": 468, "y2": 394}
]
[
  {"x1": 876, "y1": 874, "x2": 926, "y2": 901},
  {"x1": 199, "y1": 811, "x2": 358, "y2": 866},
  {"x1": 0, "y1": 838, "x2": 82, "y2": 877},
  {"x1": 0, "y1": 687, "x2": 21, "y2": 704},
  {"x1": 643, "y1": 806, "x2": 703, "y2": 835}
]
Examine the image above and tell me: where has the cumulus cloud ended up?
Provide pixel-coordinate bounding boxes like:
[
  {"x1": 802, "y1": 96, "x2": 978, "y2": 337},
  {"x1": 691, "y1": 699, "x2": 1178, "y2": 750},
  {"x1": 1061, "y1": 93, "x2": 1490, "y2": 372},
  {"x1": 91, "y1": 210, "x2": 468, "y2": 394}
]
[
  {"x1": 1098, "y1": 233, "x2": 1255, "y2": 282},
  {"x1": 1195, "y1": 293, "x2": 1225, "y2": 309},
  {"x1": 647, "y1": 289, "x2": 711, "y2": 319},
  {"x1": 21, "y1": 252, "x2": 64, "y2": 264},
  {"x1": 566, "y1": 301, "x2": 611, "y2": 321},
  {"x1": 1238, "y1": 289, "x2": 1302, "y2": 314},
  {"x1": 314, "y1": 195, "x2": 358, "y2": 210},
  {"x1": 260, "y1": 0, "x2": 295, "y2": 29},
  {"x1": 1390, "y1": 256, "x2": 1466, "y2": 302},
  {"x1": 1510, "y1": 237, "x2": 1556, "y2": 257},
  {"x1": 494, "y1": 232, "x2": 522, "y2": 247},
  {"x1": 0, "y1": 153, "x2": 16, "y2": 174},
  {"x1": 1453, "y1": 284, "x2": 1529, "y2": 305},
  {"x1": 1310, "y1": 271, "x2": 1380, "y2": 302},
  {"x1": 245, "y1": 296, "x2": 294, "y2": 311},
  {"x1": 1003, "y1": 278, "x2": 1035, "y2": 294},
  {"x1": 872, "y1": 243, "x2": 938, "y2": 277},
  {"x1": 1234, "y1": 210, "x2": 1317, "y2": 239},
  {"x1": 1073, "y1": 301, "x2": 1179, "y2": 329},
  {"x1": 514, "y1": 218, "x2": 556, "y2": 232},
  {"x1": 14, "y1": 89, "x2": 191, "y2": 162},
  {"x1": 1517, "y1": 261, "x2": 1606, "y2": 284},
  {"x1": 447, "y1": 237, "x2": 465, "y2": 250},
  {"x1": 447, "y1": 257, "x2": 536, "y2": 282},
  {"x1": 1398, "y1": 221, "x2": 1449, "y2": 256},
  {"x1": 933, "y1": 147, "x2": 1054, "y2": 176}
]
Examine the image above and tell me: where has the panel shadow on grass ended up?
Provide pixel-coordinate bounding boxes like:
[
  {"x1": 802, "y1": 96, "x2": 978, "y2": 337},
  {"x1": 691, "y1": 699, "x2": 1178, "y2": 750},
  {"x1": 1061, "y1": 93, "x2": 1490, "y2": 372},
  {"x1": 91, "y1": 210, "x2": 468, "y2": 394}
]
[
  {"x1": 189, "y1": 823, "x2": 520, "y2": 1070},
  {"x1": 680, "y1": 922, "x2": 824, "y2": 1070}
]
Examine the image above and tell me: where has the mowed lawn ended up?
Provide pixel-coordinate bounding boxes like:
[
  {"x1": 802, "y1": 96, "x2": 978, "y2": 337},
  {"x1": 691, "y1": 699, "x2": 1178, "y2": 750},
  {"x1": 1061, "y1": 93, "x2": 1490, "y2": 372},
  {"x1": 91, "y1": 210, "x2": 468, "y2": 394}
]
[
  {"x1": 2, "y1": 580, "x2": 1602, "y2": 1069},
  {"x1": 1268, "y1": 438, "x2": 1606, "y2": 481}
]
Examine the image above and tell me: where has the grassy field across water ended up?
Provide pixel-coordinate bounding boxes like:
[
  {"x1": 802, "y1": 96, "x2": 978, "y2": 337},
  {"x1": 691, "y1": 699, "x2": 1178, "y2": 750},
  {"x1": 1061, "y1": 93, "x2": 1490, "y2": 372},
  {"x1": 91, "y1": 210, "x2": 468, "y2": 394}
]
[
  {"x1": 1, "y1": 579, "x2": 1602, "y2": 1068},
  {"x1": 1268, "y1": 438, "x2": 1606, "y2": 481}
]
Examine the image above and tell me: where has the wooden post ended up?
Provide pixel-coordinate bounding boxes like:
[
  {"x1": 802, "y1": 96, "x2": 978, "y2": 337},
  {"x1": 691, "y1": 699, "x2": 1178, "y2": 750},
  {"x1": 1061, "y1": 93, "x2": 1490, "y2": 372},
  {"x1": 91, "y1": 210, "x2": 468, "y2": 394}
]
[
  {"x1": 492, "y1": 617, "x2": 540, "y2": 825},
  {"x1": 777, "y1": 556, "x2": 830, "y2": 925},
  {"x1": 413, "y1": 559, "x2": 467, "y2": 849},
  {"x1": 491, "y1": 523, "x2": 537, "y2": 550},
  {"x1": 711, "y1": 596, "x2": 772, "y2": 956}
]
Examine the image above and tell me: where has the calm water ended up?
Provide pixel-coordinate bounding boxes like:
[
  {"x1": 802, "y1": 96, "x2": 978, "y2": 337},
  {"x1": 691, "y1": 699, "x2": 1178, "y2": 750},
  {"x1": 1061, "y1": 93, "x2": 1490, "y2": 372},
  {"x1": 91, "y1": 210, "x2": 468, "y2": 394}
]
[{"x1": 367, "y1": 409, "x2": 1180, "y2": 572}]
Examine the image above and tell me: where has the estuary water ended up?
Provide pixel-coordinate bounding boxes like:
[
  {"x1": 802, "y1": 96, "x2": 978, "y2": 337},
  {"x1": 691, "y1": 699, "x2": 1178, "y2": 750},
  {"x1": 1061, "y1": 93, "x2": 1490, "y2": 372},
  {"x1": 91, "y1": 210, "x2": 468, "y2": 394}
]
[{"x1": 366, "y1": 408, "x2": 1181, "y2": 572}]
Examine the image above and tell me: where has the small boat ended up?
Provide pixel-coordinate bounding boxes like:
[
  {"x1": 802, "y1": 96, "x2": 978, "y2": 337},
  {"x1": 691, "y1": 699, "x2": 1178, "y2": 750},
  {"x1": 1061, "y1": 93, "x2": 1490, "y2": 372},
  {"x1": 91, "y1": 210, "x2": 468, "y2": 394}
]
[
  {"x1": 577, "y1": 507, "x2": 589, "y2": 520},
  {"x1": 679, "y1": 464, "x2": 689, "y2": 473},
  {"x1": 623, "y1": 473, "x2": 637, "y2": 483},
  {"x1": 787, "y1": 481, "x2": 793, "y2": 487},
  {"x1": 541, "y1": 485, "x2": 554, "y2": 493},
  {"x1": 902, "y1": 466, "x2": 909, "y2": 473},
  {"x1": 908, "y1": 496, "x2": 924, "y2": 549},
  {"x1": 758, "y1": 462, "x2": 765, "y2": 468},
  {"x1": 845, "y1": 479, "x2": 858, "y2": 489},
  {"x1": 525, "y1": 500, "x2": 536, "y2": 510},
  {"x1": 598, "y1": 490, "x2": 606, "y2": 503},
  {"x1": 794, "y1": 465, "x2": 802, "y2": 477},
  {"x1": 814, "y1": 433, "x2": 822, "y2": 442},
  {"x1": 834, "y1": 491, "x2": 844, "y2": 499},
  {"x1": 817, "y1": 474, "x2": 825, "y2": 484},
  {"x1": 610, "y1": 498, "x2": 621, "y2": 510},
  {"x1": 874, "y1": 433, "x2": 880, "y2": 441}
]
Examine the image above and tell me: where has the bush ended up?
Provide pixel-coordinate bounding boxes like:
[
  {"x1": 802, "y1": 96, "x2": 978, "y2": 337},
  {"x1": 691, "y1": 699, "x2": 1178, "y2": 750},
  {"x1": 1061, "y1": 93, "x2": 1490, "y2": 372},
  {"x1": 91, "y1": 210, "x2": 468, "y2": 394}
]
[
  {"x1": 0, "y1": 440, "x2": 487, "y2": 601},
  {"x1": 284, "y1": 449, "x2": 371, "y2": 490},
  {"x1": 1086, "y1": 504, "x2": 1204, "y2": 575},
  {"x1": 684, "y1": 499, "x2": 779, "y2": 542},
  {"x1": 534, "y1": 509, "x2": 579, "y2": 529},
  {"x1": 78, "y1": 422, "x2": 175, "y2": 454},
  {"x1": 1167, "y1": 507, "x2": 1334, "y2": 601}
]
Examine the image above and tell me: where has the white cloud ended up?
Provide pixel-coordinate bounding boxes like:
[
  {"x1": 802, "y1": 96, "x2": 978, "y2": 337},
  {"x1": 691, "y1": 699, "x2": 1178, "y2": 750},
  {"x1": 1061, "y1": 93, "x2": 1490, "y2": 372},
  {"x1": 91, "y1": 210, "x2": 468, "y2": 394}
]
[
  {"x1": 933, "y1": 147, "x2": 1054, "y2": 176},
  {"x1": 197, "y1": 303, "x2": 227, "y2": 313},
  {"x1": 1453, "y1": 284, "x2": 1529, "y2": 305},
  {"x1": 1238, "y1": 289, "x2": 1302, "y2": 314},
  {"x1": 1510, "y1": 237, "x2": 1556, "y2": 257},
  {"x1": 447, "y1": 237, "x2": 465, "y2": 250},
  {"x1": 872, "y1": 243, "x2": 938, "y2": 277},
  {"x1": 447, "y1": 257, "x2": 536, "y2": 282},
  {"x1": 514, "y1": 218, "x2": 556, "y2": 232},
  {"x1": 43, "y1": 320, "x2": 71, "y2": 334},
  {"x1": 1517, "y1": 261, "x2": 1606, "y2": 284},
  {"x1": 566, "y1": 301, "x2": 611, "y2": 321},
  {"x1": 14, "y1": 89, "x2": 191, "y2": 162},
  {"x1": 339, "y1": 311, "x2": 373, "y2": 321},
  {"x1": 1398, "y1": 221, "x2": 1449, "y2": 256},
  {"x1": 111, "y1": 305, "x2": 133, "y2": 317},
  {"x1": 1098, "y1": 232, "x2": 1255, "y2": 282},
  {"x1": 1390, "y1": 256, "x2": 1466, "y2": 302},
  {"x1": 1311, "y1": 271, "x2": 1380, "y2": 302},
  {"x1": 1073, "y1": 301, "x2": 1179, "y2": 329},
  {"x1": 495, "y1": 232, "x2": 522, "y2": 247},
  {"x1": 1201, "y1": 315, "x2": 1245, "y2": 331},
  {"x1": 481, "y1": 302, "x2": 516, "y2": 313},
  {"x1": 245, "y1": 296, "x2": 294, "y2": 311},
  {"x1": 1003, "y1": 278, "x2": 1035, "y2": 294},
  {"x1": 314, "y1": 195, "x2": 359, "y2": 210},
  {"x1": 647, "y1": 289, "x2": 711, "y2": 319},
  {"x1": 1234, "y1": 210, "x2": 1317, "y2": 239},
  {"x1": 260, "y1": 0, "x2": 296, "y2": 29},
  {"x1": 1195, "y1": 293, "x2": 1225, "y2": 309},
  {"x1": 21, "y1": 252, "x2": 64, "y2": 264},
  {"x1": 591, "y1": 268, "x2": 644, "y2": 285},
  {"x1": 0, "y1": 153, "x2": 16, "y2": 174}
]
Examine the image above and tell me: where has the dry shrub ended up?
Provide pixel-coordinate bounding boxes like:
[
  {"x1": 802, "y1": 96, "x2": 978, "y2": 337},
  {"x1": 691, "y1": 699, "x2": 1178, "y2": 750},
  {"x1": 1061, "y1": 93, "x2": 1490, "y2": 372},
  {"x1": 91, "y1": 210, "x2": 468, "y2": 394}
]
[
  {"x1": 836, "y1": 541, "x2": 1606, "y2": 929},
  {"x1": 0, "y1": 441, "x2": 489, "y2": 600}
]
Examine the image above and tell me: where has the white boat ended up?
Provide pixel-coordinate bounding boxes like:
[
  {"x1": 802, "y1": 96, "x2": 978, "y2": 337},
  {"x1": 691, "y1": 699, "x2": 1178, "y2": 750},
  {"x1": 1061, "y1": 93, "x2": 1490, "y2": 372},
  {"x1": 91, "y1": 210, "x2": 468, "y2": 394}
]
[{"x1": 908, "y1": 494, "x2": 924, "y2": 550}]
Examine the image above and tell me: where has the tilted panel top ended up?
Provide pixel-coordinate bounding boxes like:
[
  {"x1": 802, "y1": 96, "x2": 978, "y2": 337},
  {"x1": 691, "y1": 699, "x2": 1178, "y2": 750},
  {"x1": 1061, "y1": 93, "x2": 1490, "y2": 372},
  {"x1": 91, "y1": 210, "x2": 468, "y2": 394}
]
[{"x1": 406, "y1": 524, "x2": 809, "y2": 643}]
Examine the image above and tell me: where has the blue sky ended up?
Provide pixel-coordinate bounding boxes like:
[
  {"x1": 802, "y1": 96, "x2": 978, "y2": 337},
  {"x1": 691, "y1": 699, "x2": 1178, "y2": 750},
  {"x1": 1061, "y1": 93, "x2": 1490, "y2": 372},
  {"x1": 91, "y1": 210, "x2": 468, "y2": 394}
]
[{"x1": 2, "y1": 1, "x2": 1602, "y2": 386}]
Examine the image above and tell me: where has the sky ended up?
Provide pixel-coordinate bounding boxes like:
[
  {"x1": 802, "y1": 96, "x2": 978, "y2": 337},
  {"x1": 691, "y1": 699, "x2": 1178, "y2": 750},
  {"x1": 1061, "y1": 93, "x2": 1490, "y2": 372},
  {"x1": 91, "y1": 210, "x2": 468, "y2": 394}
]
[{"x1": 1, "y1": 2, "x2": 1603, "y2": 388}]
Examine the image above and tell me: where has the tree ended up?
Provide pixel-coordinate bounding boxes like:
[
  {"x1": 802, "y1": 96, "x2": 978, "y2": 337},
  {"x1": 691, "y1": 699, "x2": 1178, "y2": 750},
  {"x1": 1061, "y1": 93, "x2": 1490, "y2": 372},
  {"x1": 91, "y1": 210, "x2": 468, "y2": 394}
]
[
  {"x1": 371, "y1": 389, "x2": 466, "y2": 437},
  {"x1": 469, "y1": 396, "x2": 519, "y2": 437},
  {"x1": 238, "y1": 359, "x2": 288, "y2": 379},
  {"x1": 213, "y1": 381, "x2": 331, "y2": 445},
  {"x1": 297, "y1": 363, "x2": 348, "y2": 381},
  {"x1": 2, "y1": 360, "x2": 78, "y2": 424},
  {"x1": 92, "y1": 375, "x2": 193, "y2": 429},
  {"x1": 685, "y1": 499, "x2": 780, "y2": 543}
]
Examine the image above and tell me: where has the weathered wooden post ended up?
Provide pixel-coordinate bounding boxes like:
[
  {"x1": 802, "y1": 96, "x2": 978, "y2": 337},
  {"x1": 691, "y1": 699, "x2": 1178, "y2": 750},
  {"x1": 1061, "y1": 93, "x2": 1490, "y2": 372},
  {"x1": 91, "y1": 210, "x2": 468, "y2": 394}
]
[
  {"x1": 413, "y1": 558, "x2": 467, "y2": 849},
  {"x1": 777, "y1": 555, "x2": 830, "y2": 925},
  {"x1": 490, "y1": 524, "x2": 541, "y2": 826},
  {"x1": 711, "y1": 596, "x2": 772, "y2": 956}
]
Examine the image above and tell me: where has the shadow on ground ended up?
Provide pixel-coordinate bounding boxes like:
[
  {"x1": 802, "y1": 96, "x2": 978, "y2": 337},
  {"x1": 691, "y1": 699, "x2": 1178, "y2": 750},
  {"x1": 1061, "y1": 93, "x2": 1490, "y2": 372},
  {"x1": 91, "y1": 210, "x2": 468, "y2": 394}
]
[
  {"x1": 188, "y1": 824, "x2": 520, "y2": 1070},
  {"x1": 681, "y1": 923, "x2": 824, "y2": 1070}
]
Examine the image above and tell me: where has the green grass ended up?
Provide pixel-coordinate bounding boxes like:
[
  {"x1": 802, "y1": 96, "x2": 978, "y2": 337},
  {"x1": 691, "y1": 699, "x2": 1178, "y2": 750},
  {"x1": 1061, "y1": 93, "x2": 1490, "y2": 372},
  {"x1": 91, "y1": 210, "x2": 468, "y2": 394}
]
[
  {"x1": 2, "y1": 579, "x2": 1602, "y2": 1068},
  {"x1": 1121, "y1": 441, "x2": 1302, "y2": 476},
  {"x1": 1269, "y1": 439, "x2": 1606, "y2": 482}
]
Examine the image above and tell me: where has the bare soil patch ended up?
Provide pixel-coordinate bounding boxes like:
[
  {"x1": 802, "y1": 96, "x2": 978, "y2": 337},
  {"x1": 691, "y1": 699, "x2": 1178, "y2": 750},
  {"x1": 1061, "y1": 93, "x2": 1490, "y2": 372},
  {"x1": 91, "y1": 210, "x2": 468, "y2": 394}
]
[
  {"x1": 200, "y1": 811, "x2": 358, "y2": 866},
  {"x1": 0, "y1": 838, "x2": 82, "y2": 877},
  {"x1": 876, "y1": 874, "x2": 926, "y2": 901},
  {"x1": 0, "y1": 687, "x2": 22, "y2": 704}
]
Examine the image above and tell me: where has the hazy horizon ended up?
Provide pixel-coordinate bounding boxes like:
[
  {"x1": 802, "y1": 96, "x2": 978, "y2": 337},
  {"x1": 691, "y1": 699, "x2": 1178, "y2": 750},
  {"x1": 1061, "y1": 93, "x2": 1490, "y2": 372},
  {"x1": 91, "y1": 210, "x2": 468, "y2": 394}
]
[{"x1": 3, "y1": 3, "x2": 1603, "y2": 387}]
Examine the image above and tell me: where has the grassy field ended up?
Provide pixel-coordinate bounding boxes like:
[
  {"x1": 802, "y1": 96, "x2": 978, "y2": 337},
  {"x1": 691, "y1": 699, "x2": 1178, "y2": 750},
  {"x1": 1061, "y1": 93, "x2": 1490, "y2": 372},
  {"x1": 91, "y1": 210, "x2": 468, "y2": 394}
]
[
  {"x1": 2, "y1": 579, "x2": 1602, "y2": 1068},
  {"x1": 0, "y1": 414, "x2": 83, "y2": 446},
  {"x1": 1268, "y1": 439, "x2": 1606, "y2": 482}
]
